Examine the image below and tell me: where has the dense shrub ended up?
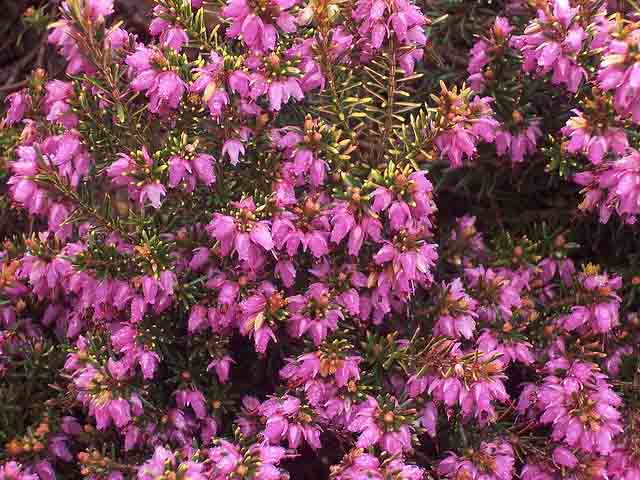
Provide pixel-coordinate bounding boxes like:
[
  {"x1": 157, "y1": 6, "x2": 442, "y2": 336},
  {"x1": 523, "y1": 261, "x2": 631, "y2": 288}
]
[{"x1": 1, "y1": 0, "x2": 640, "y2": 479}]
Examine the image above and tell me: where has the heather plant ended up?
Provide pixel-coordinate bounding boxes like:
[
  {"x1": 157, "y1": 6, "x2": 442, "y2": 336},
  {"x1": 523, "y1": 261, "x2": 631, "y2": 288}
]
[{"x1": 1, "y1": 0, "x2": 640, "y2": 479}]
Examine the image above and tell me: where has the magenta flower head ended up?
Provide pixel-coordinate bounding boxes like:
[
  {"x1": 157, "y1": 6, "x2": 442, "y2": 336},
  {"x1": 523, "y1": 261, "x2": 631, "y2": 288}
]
[
  {"x1": 0, "y1": 461, "x2": 39, "y2": 480},
  {"x1": 222, "y1": 139, "x2": 246, "y2": 165},
  {"x1": 209, "y1": 438, "x2": 287, "y2": 478},
  {"x1": 477, "y1": 330, "x2": 535, "y2": 366},
  {"x1": 207, "y1": 354, "x2": 234, "y2": 383},
  {"x1": 411, "y1": 345, "x2": 509, "y2": 425},
  {"x1": 495, "y1": 119, "x2": 542, "y2": 164},
  {"x1": 191, "y1": 53, "x2": 229, "y2": 119},
  {"x1": 207, "y1": 198, "x2": 275, "y2": 267},
  {"x1": 138, "y1": 447, "x2": 206, "y2": 480},
  {"x1": 139, "y1": 182, "x2": 167, "y2": 209},
  {"x1": 48, "y1": 0, "x2": 115, "y2": 75},
  {"x1": 126, "y1": 48, "x2": 187, "y2": 115},
  {"x1": 149, "y1": 7, "x2": 190, "y2": 51},
  {"x1": 280, "y1": 341, "x2": 361, "y2": 390},
  {"x1": 163, "y1": 27, "x2": 190, "y2": 51},
  {"x1": 464, "y1": 266, "x2": 522, "y2": 323},
  {"x1": 468, "y1": 17, "x2": 513, "y2": 92},
  {"x1": 348, "y1": 396, "x2": 416, "y2": 454},
  {"x1": 5, "y1": 0, "x2": 640, "y2": 478},
  {"x1": 591, "y1": 149, "x2": 640, "y2": 222},
  {"x1": 537, "y1": 360, "x2": 623, "y2": 455},
  {"x1": 438, "y1": 440, "x2": 515, "y2": 480},
  {"x1": 352, "y1": 0, "x2": 427, "y2": 51},
  {"x1": 85, "y1": 0, "x2": 115, "y2": 20},
  {"x1": 4, "y1": 90, "x2": 31, "y2": 126},
  {"x1": 433, "y1": 278, "x2": 478, "y2": 339},
  {"x1": 331, "y1": 449, "x2": 425, "y2": 479},
  {"x1": 260, "y1": 395, "x2": 322, "y2": 449},
  {"x1": 287, "y1": 283, "x2": 344, "y2": 345},
  {"x1": 175, "y1": 388, "x2": 207, "y2": 418},
  {"x1": 106, "y1": 27, "x2": 130, "y2": 49},
  {"x1": 562, "y1": 109, "x2": 628, "y2": 165},
  {"x1": 433, "y1": 85, "x2": 498, "y2": 167},
  {"x1": 558, "y1": 264, "x2": 621, "y2": 334},
  {"x1": 223, "y1": 0, "x2": 298, "y2": 51},
  {"x1": 597, "y1": 21, "x2": 640, "y2": 123},
  {"x1": 148, "y1": 71, "x2": 187, "y2": 114},
  {"x1": 511, "y1": 0, "x2": 595, "y2": 92},
  {"x1": 43, "y1": 80, "x2": 77, "y2": 127},
  {"x1": 237, "y1": 283, "x2": 286, "y2": 353}
]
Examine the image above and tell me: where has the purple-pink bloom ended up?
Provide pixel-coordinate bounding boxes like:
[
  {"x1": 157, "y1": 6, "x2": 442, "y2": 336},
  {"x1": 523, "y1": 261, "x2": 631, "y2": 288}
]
[
  {"x1": 438, "y1": 440, "x2": 515, "y2": 480},
  {"x1": 223, "y1": 0, "x2": 298, "y2": 51}
]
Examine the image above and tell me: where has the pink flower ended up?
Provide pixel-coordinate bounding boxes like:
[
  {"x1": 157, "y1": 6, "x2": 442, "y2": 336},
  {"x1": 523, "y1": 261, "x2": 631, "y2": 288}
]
[
  {"x1": 372, "y1": 233, "x2": 437, "y2": 299},
  {"x1": 239, "y1": 284, "x2": 283, "y2": 353},
  {"x1": 271, "y1": 127, "x2": 331, "y2": 186},
  {"x1": 140, "y1": 183, "x2": 166, "y2": 209},
  {"x1": 495, "y1": 121, "x2": 542, "y2": 164},
  {"x1": 537, "y1": 360, "x2": 623, "y2": 455},
  {"x1": 597, "y1": 25, "x2": 640, "y2": 123},
  {"x1": 348, "y1": 396, "x2": 414, "y2": 454},
  {"x1": 419, "y1": 401, "x2": 438, "y2": 438},
  {"x1": 239, "y1": 55, "x2": 305, "y2": 111},
  {"x1": 138, "y1": 447, "x2": 206, "y2": 480},
  {"x1": 433, "y1": 278, "x2": 478, "y2": 339},
  {"x1": 260, "y1": 395, "x2": 322, "y2": 449},
  {"x1": 558, "y1": 266, "x2": 621, "y2": 334},
  {"x1": 85, "y1": 0, "x2": 115, "y2": 20},
  {"x1": 520, "y1": 463, "x2": 555, "y2": 480},
  {"x1": 106, "y1": 27, "x2": 130, "y2": 49},
  {"x1": 149, "y1": 7, "x2": 190, "y2": 51},
  {"x1": 207, "y1": 355, "x2": 234, "y2": 383},
  {"x1": 287, "y1": 283, "x2": 342, "y2": 345},
  {"x1": 169, "y1": 153, "x2": 216, "y2": 192},
  {"x1": 193, "y1": 154, "x2": 216, "y2": 185},
  {"x1": 438, "y1": 440, "x2": 515, "y2": 480},
  {"x1": 43, "y1": 80, "x2": 77, "y2": 127},
  {"x1": 464, "y1": 266, "x2": 521, "y2": 323},
  {"x1": 209, "y1": 440, "x2": 287, "y2": 478},
  {"x1": 0, "y1": 462, "x2": 39, "y2": 480},
  {"x1": 209, "y1": 441, "x2": 244, "y2": 475},
  {"x1": 329, "y1": 202, "x2": 382, "y2": 257},
  {"x1": 607, "y1": 449, "x2": 640, "y2": 480},
  {"x1": 280, "y1": 348, "x2": 361, "y2": 388},
  {"x1": 138, "y1": 350, "x2": 160, "y2": 379},
  {"x1": 126, "y1": 48, "x2": 186, "y2": 115},
  {"x1": 206, "y1": 198, "x2": 275, "y2": 264},
  {"x1": 148, "y1": 71, "x2": 186, "y2": 114},
  {"x1": 415, "y1": 347, "x2": 509, "y2": 424},
  {"x1": 4, "y1": 90, "x2": 31, "y2": 125},
  {"x1": 175, "y1": 388, "x2": 207, "y2": 418},
  {"x1": 598, "y1": 150, "x2": 640, "y2": 221},
  {"x1": 511, "y1": 0, "x2": 594, "y2": 92},
  {"x1": 467, "y1": 17, "x2": 514, "y2": 92},
  {"x1": 478, "y1": 330, "x2": 535, "y2": 365},
  {"x1": 191, "y1": 53, "x2": 229, "y2": 119},
  {"x1": 369, "y1": 170, "x2": 436, "y2": 233},
  {"x1": 434, "y1": 92, "x2": 498, "y2": 167},
  {"x1": 223, "y1": 0, "x2": 298, "y2": 51},
  {"x1": 352, "y1": 0, "x2": 427, "y2": 50},
  {"x1": 222, "y1": 139, "x2": 246, "y2": 165},
  {"x1": 562, "y1": 110, "x2": 628, "y2": 165},
  {"x1": 108, "y1": 398, "x2": 131, "y2": 428},
  {"x1": 331, "y1": 450, "x2": 425, "y2": 480}
]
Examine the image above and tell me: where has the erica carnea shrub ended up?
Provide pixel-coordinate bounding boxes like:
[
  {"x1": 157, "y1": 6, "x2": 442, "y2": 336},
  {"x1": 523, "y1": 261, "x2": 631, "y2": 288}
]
[{"x1": 1, "y1": 0, "x2": 640, "y2": 479}]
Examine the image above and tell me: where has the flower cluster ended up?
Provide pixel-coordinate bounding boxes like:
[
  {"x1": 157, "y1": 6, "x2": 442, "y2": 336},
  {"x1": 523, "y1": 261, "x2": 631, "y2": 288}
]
[{"x1": 1, "y1": 0, "x2": 640, "y2": 479}]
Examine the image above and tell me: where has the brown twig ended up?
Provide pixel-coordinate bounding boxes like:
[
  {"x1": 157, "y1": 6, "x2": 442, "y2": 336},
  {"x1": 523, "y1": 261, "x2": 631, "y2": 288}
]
[{"x1": 0, "y1": 79, "x2": 28, "y2": 94}]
